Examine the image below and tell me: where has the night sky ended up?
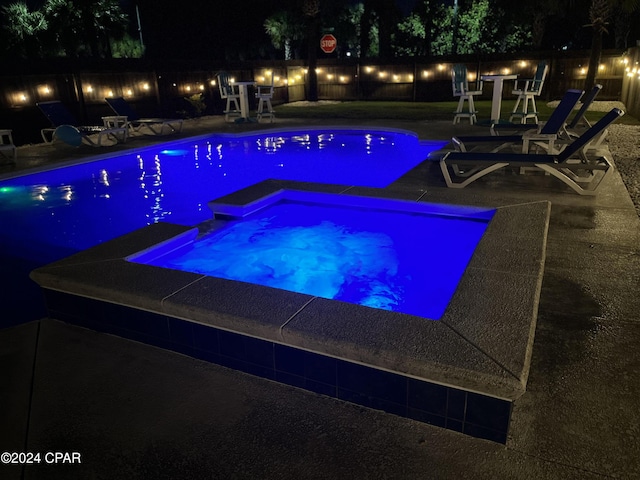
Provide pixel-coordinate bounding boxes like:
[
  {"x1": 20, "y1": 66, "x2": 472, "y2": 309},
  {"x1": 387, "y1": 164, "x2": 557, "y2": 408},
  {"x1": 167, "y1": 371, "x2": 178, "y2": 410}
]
[
  {"x1": 134, "y1": 0, "x2": 414, "y2": 60},
  {"x1": 0, "y1": 0, "x2": 418, "y2": 60}
]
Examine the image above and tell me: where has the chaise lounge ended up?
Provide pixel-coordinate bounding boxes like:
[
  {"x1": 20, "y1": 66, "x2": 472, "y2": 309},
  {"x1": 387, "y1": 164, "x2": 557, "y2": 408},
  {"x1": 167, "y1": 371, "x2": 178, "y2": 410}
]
[
  {"x1": 37, "y1": 101, "x2": 128, "y2": 147},
  {"x1": 452, "y1": 88, "x2": 584, "y2": 155},
  {"x1": 105, "y1": 97, "x2": 184, "y2": 136},
  {"x1": 440, "y1": 108, "x2": 624, "y2": 196}
]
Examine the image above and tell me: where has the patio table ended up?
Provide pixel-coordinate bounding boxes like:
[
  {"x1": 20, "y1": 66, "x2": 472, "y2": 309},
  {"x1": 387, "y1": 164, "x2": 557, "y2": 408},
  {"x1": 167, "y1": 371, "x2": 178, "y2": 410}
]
[
  {"x1": 480, "y1": 74, "x2": 518, "y2": 123},
  {"x1": 235, "y1": 81, "x2": 257, "y2": 123}
]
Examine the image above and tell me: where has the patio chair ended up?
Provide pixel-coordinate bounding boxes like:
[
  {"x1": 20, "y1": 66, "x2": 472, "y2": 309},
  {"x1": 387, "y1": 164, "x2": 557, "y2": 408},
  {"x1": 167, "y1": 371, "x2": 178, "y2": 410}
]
[
  {"x1": 451, "y1": 64, "x2": 483, "y2": 125},
  {"x1": 36, "y1": 101, "x2": 127, "y2": 147},
  {"x1": 216, "y1": 71, "x2": 241, "y2": 122},
  {"x1": 509, "y1": 61, "x2": 549, "y2": 124},
  {"x1": 255, "y1": 71, "x2": 275, "y2": 123},
  {"x1": 452, "y1": 89, "x2": 584, "y2": 154},
  {"x1": 440, "y1": 108, "x2": 624, "y2": 196},
  {"x1": 105, "y1": 97, "x2": 183, "y2": 135},
  {"x1": 563, "y1": 84, "x2": 603, "y2": 137},
  {"x1": 0, "y1": 129, "x2": 17, "y2": 163}
]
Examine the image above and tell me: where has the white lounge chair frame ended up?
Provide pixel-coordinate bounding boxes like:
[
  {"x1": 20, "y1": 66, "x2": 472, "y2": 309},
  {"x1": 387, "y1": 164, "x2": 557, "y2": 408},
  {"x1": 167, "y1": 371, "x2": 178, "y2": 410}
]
[
  {"x1": 440, "y1": 108, "x2": 624, "y2": 195},
  {"x1": 453, "y1": 89, "x2": 584, "y2": 155},
  {"x1": 37, "y1": 101, "x2": 128, "y2": 147},
  {"x1": 105, "y1": 97, "x2": 183, "y2": 136}
]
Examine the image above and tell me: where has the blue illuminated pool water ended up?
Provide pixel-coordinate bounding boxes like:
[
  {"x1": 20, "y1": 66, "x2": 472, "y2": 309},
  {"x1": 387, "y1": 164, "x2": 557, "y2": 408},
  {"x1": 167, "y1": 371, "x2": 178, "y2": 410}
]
[
  {"x1": 0, "y1": 128, "x2": 445, "y2": 325},
  {"x1": 130, "y1": 195, "x2": 493, "y2": 319},
  {"x1": 1, "y1": 129, "x2": 443, "y2": 254}
]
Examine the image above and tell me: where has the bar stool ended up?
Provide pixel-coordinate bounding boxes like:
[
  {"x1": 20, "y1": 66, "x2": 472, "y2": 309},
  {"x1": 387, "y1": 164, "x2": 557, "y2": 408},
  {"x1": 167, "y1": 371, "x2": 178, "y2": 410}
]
[
  {"x1": 452, "y1": 64, "x2": 483, "y2": 125},
  {"x1": 510, "y1": 61, "x2": 549, "y2": 124},
  {"x1": 255, "y1": 71, "x2": 275, "y2": 123}
]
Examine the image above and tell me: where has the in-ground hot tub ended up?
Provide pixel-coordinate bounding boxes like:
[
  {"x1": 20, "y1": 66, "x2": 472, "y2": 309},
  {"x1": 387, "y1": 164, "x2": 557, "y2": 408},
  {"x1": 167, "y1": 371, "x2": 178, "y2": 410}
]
[
  {"x1": 128, "y1": 190, "x2": 495, "y2": 320},
  {"x1": 31, "y1": 181, "x2": 550, "y2": 444}
]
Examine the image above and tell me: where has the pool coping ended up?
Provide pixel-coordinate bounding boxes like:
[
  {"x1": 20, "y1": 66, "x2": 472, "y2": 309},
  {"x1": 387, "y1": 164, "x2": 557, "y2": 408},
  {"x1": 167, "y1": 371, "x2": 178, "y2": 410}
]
[{"x1": 30, "y1": 180, "x2": 550, "y2": 402}]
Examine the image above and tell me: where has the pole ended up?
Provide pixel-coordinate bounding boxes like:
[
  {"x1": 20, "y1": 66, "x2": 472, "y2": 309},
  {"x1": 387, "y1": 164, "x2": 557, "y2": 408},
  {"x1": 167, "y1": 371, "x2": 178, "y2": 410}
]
[{"x1": 136, "y1": 4, "x2": 145, "y2": 53}]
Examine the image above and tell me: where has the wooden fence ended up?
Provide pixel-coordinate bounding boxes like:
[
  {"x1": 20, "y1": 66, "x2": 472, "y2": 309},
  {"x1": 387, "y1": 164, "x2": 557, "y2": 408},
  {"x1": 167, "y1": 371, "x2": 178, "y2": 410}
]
[
  {"x1": 621, "y1": 46, "x2": 640, "y2": 119},
  {"x1": 1, "y1": 49, "x2": 637, "y2": 145}
]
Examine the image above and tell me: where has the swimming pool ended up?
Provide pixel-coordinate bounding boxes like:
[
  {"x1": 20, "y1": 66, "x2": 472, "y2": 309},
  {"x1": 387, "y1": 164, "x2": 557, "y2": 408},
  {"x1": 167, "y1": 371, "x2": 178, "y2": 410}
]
[
  {"x1": 0, "y1": 128, "x2": 445, "y2": 325},
  {"x1": 129, "y1": 191, "x2": 494, "y2": 319}
]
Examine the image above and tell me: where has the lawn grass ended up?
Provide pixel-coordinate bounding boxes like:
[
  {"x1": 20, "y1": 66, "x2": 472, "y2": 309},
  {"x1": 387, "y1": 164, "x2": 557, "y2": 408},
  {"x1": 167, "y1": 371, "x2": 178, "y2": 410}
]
[{"x1": 277, "y1": 100, "x2": 640, "y2": 125}]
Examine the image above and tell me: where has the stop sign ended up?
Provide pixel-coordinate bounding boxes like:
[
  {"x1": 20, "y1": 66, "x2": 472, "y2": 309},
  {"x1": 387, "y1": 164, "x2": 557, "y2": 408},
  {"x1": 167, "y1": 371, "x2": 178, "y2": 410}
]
[{"x1": 320, "y1": 34, "x2": 337, "y2": 54}]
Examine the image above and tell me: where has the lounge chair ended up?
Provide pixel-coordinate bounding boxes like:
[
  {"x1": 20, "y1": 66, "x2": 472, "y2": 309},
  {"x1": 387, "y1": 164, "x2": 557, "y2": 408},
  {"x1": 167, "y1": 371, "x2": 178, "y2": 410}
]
[
  {"x1": 509, "y1": 61, "x2": 549, "y2": 124},
  {"x1": 451, "y1": 64, "x2": 483, "y2": 125},
  {"x1": 105, "y1": 97, "x2": 183, "y2": 135},
  {"x1": 36, "y1": 101, "x2": 128, "y2": 147},
  {"x1": 563, "y1": 84, "x2": 603, "y2": 138},
  {"x1": 452, "y1": 88, "x2": 584, "y2": 154},
  {"x1": 440, "y1": 108, "x2": 624, "y2": 196}
]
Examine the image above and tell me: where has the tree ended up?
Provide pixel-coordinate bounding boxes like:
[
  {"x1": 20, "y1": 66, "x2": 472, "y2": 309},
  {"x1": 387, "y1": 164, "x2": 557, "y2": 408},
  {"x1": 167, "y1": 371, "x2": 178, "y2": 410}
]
[
  {"x1": 394, "y1": 12, "x2": 428, "y2": 56},
  {"x1": 494, "y1": 0, "x2": 577, "y2": 50},
  {"x1": 1, "y1": 2, "x2": 47, "y2": 58},
  {"x1": 377, "y1": 0, "x2": 399, "y2": 59},
  {"x1": 358, "y1": 0, "x2": 399, "y2": 59},
  {"x1": 423, "y1": 0, "x2": 530, "y2": 56},
  {"x1": 304, "y1": 0, "x2": 321, "y2": 101},
  {"x1": 1, "y1": 0, "x2": 129, "y2": 59},
  {"x1": 451, "y1": 0, "x2": 460, "y2": 55},
  {"x1": 111, "y1": 34, "x2": 145, "y2": 58},
  {"x1": 335, "y1": 3, "x2": 364, "y2": 57},
  {"x1": 264, "y1": 10, "x2": 304, "y2": 60},
  {"x1": 584, "y1": 0, "x2": 611, "y2": 92},
  {"x1": 40, "y1": 0, "x2": 84, "y2": 57},
  {"x1": 611, "y1": 0, "x2": 640, "y2": 48}
]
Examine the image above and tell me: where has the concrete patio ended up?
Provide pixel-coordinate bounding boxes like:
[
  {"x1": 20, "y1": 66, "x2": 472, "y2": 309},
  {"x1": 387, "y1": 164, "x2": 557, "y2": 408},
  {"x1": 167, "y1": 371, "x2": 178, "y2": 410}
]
[{"x1": 1, "y1": 115, "x2": 639, "y2": 479}]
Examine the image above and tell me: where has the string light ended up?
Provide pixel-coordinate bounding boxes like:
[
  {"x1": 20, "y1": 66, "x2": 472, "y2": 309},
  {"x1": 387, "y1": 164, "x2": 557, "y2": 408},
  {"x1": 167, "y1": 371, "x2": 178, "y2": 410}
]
[{"x1": 6, "y1": 55, "x2": 637, "y2": 112}]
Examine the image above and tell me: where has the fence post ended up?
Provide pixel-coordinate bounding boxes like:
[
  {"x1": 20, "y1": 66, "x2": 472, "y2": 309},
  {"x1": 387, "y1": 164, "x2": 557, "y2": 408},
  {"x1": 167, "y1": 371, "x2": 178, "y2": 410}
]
[
  {"x1": 72, "y1": 72, "x2": 88, "y2": 123},
  {"x1": 621, "y1": 46, "x2": 640, "y2": 118},
  {"x1": 412, "y1": 61, "x2": 416, "y2": 102}
]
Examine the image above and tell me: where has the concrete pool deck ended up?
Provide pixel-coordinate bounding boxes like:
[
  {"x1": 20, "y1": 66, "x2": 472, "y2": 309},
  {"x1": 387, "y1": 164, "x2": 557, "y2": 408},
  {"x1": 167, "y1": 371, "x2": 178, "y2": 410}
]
[{"x1": 1, "y1": 115, "x2": 639, "y2": 479}]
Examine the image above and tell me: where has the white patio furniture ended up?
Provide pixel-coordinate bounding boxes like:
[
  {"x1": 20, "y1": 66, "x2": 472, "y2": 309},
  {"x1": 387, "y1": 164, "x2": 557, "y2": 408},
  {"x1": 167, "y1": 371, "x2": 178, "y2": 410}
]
[
  {"x1": 509, "y1": 61, "x2": 549, "y2": 124},
  {"x1": 452, "y1": 64, "x2": 483, "y2": 125},
  {"x1": 255, "y1": 72, "x2": 275, "y2": 123},
  {"x1": 217, "y1": 71, "x2": 242, "y2": 122}
]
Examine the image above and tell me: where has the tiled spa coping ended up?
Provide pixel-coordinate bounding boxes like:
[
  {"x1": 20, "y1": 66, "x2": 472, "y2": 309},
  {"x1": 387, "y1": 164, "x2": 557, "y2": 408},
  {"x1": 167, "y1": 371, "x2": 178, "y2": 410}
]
[{"x1": 31, "y1": 181, "x2": 550, "y2": 444}]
